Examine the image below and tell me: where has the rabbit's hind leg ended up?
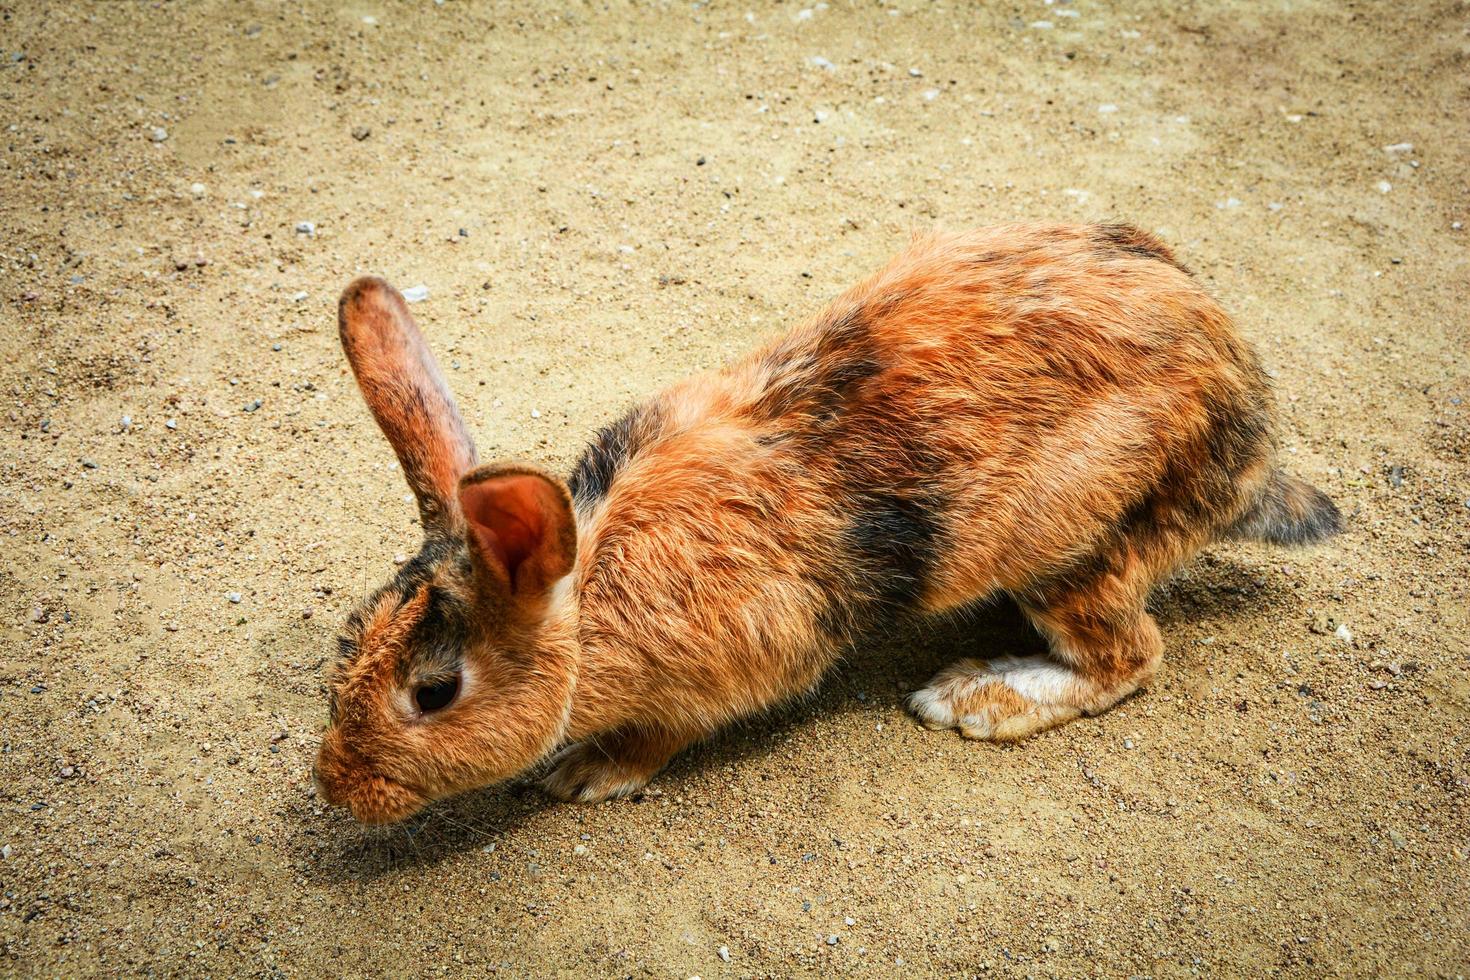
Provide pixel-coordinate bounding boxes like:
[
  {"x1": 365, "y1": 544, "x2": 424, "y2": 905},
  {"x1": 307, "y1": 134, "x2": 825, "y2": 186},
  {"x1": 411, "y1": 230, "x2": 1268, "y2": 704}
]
[{"x1": 909, "y1": 548, "x2": 1166, "y2": 742}]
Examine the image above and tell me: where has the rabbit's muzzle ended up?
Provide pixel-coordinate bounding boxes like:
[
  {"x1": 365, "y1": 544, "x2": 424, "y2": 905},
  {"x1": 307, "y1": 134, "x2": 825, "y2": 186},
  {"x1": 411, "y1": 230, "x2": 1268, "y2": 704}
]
[{"x1": 314, "y1": 733, "x2": 427, "y2": 825}]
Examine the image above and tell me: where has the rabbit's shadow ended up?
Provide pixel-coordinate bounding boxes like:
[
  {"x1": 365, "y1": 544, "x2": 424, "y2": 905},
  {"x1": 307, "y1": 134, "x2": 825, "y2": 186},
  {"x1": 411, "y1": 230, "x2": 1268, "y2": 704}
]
[{"x1": 298, "y1": 551, "x2": 1278, "y2": 882}]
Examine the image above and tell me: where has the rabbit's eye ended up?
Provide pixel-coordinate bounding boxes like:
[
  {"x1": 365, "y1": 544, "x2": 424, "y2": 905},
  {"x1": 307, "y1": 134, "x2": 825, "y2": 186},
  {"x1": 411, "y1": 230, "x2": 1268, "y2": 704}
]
[{"x1": 414, "y1": 674, "x2": 460, "y2": 714}]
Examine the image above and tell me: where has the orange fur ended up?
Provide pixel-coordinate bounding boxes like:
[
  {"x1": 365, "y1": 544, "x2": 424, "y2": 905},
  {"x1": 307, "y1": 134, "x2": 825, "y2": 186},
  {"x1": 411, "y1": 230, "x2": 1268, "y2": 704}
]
[{"x1": 313, "y1": 225, "x2": 1340, "y2": 822}]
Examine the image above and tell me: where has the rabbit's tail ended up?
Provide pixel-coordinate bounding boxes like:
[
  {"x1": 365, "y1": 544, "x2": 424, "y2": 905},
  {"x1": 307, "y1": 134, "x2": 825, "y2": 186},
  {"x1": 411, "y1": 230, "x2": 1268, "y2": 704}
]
[{"x1": 1226, "y1": 469, "x2": 1342, "y2": 546}]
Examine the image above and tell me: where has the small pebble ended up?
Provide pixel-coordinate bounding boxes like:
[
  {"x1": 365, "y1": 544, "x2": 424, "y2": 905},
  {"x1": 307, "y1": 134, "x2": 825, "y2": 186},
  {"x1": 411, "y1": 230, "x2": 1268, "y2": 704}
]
[
  {"x1": 402, "y1": 284, "x2": 430, "y2": 303},
  {"x1": 573, "y1": 844, "x2": 587, "y2": 856},
  {"x1": 1377, "y1": 181, "x2": 1391, "y2": 194},
  {"x1": 1335, "y1": 623, "x2": 1353, "y2": 644},
  {"x1": 718, "y1": 946, "x2": 730, "y2": 962},
  {"x1": 119, "y1": 415, "x2": 132, "y2": 430},
  {"x1": 149, "y1": 126, "x2": 168, "y2": 142},
  {"x1": 190, "y1": 182, "x2": 206, "y2": 196},
  {"x1": 908, "y1": 67, "x2": 922, "y2": 77},
  {"x1": 1098, "y1": 103, "x2": 1119, "y2": 114},
  {"x1": 81, "y1": 458, "x2": 97, "y2": 469},
  {"x1": 243, "y1": 399, "x2": 262, "y2": 413},
  {"x1": 807, "y1": 56, "x2": 833, "y2": 70},
  {"x1": 826, "y1": 935, "x2": 839, "y2": 946},
  {"x1": 272, "y1": 343, "x2": 282, "y2": 352},
  {"x1": 393, "y1": 553, "x2": 409, "y2": 565},
  {"x1": 226, "y1": 592, "x2": 242, "y2": 604},
  {"x1": 1, "y1": 844, "x2": 10, "y2": 860},
  {"x1": 1124, "y1": 738, "x2": 1136, "y2": 750},
  {"x1": 295, "y1": 221, "x2": 316, "y2": 235},
  {"x1": 351, "y1": 125, "x2": 371, "y2": 141},
  {"x1": 165, "y1": 418, "x2": 177, "y2": 430}
]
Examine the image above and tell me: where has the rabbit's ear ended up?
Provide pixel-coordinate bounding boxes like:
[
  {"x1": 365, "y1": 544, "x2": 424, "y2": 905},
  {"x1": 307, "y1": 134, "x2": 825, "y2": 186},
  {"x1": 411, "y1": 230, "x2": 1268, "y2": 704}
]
[
  {"x1": 458, "y1": 464, "x2": 576, "y2": 610},
  {"x1": 339, "y1": 277, "x2": 478, "y2": 535}
]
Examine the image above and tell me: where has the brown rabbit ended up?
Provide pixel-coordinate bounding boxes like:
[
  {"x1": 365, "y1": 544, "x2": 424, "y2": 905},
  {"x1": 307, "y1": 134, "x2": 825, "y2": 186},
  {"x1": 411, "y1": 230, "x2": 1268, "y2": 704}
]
[{"x1": 313, "y1": 224, "x2": 1339, "y2": 824}]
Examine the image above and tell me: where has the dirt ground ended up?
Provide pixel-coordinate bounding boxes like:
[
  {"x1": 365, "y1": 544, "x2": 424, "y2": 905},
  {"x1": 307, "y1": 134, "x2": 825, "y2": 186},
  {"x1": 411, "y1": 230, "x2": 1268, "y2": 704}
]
[{"x1": 1, "y1": 0, "x2": 1467, "y2": 976}]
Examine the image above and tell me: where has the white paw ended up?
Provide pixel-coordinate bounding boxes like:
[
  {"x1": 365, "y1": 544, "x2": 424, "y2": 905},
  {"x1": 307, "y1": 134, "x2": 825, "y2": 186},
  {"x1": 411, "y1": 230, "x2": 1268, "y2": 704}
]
[{"x1": 908, "y1": 658, "x2": 1081, "y2": 742}]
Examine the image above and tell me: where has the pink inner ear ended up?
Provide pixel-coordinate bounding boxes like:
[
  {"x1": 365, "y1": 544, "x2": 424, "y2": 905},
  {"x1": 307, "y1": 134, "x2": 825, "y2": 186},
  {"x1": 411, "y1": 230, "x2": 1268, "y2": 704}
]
[{"x1": 460, "y1": 476, "x2": 550, "y2": 588}]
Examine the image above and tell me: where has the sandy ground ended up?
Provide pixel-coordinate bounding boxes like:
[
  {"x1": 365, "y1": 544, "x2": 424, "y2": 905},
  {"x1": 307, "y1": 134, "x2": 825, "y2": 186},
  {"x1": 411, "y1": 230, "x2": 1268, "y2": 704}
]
[{"x1": 1, "y1": 0, "x2": 1467, "y2": 975}]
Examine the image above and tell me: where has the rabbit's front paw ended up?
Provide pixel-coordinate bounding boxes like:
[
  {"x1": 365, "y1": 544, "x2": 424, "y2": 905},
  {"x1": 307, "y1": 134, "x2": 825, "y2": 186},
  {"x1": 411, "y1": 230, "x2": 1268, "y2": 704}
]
[
  {"x1": 908, "y1": 657, "x2": 1082, "y2": 742},
  {"x1": 541, "y1": 742, "x2": 653, "y2": 803}
]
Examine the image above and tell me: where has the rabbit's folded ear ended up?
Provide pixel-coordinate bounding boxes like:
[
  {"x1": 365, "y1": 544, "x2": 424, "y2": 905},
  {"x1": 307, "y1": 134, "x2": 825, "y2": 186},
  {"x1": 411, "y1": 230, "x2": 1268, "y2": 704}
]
[
  {"x1": 458, "y1": 464, "x2": 576, "y2": 610},
  {"x1": 339, "y1": 277, "x2": 478, "y2": 535}
]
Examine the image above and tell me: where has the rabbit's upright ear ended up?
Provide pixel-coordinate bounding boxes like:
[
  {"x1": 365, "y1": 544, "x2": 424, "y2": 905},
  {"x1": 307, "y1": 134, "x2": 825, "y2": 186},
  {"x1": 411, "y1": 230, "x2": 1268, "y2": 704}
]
[
  {"x1": 339, "y1": 278, "x2": 478, "y2": 535},
  {"x1": 458, "y1": 464, "x2": 576, "y2": 613}
]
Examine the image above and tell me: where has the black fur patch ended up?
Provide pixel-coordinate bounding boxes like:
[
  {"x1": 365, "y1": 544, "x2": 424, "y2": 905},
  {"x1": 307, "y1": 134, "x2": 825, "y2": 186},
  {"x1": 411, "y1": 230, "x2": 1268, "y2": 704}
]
[
  {"x1": 850, "y1": 490, "x2": 945, "y2": 607},
  {"x1": 1094, "y1": 223, "x2": 1193, "y2": 276},
  {"x1": 821, "y1": 487, "x2": 946, "y2": 638},
  {"x1": 403, "y1": 583, "x2": 472, "y2": 681},
  {"x1": 569, "y1": 403, "x2": 661, "y2": 507},
  {"x1": 337, "y1": 536, "x2": 465, "y2": 669}
]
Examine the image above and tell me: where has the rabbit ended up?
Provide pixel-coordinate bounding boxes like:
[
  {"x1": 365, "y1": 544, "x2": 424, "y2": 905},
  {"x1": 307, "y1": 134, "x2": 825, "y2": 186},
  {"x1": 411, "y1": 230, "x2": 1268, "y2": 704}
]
[{"x1": 312, "y1": 223, "x2": 1340, "y2": 824}]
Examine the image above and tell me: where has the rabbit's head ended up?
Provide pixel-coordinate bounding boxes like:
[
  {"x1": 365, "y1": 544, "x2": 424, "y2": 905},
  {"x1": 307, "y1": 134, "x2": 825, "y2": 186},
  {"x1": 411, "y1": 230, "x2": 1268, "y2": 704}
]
[{"x1": 313, "y1": 279, "x2": 579, "y2": 824}]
